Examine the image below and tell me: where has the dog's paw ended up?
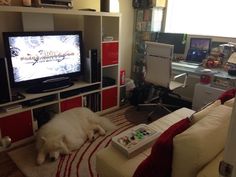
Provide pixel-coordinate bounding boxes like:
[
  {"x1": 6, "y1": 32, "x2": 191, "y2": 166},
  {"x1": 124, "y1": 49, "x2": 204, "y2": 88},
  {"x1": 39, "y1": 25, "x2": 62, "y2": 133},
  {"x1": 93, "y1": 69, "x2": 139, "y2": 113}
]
[
  {"x1": 88, "y1": 135, "x2": 95, "y2": 142},
  {"x1": 99, "y1": 129, "x2": 106, "y2": 136},
  {"x1": 88, "y1": 132, "x2": 95, "y2": 142},
  {"x1": 36, "y1": 153, "x2": 46, "y2": 165}
]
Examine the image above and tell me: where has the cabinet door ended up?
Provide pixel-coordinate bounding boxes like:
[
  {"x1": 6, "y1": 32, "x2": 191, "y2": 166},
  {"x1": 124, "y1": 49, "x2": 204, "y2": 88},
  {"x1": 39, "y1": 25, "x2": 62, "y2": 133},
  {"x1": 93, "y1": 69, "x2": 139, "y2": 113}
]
[
  {"x1": 102, "y1": 42, "x2": 119, "y2": 66},
  {"x1": 60, "y1": 96, "x2": 82, "y2": 112},
  {"x1": 192, "y1": 84, "x2": 225, "y2": 110},
  {"x1": 102, "y1": 87, "x2": 118, "y2": 110},
  {"x1": 0, "y1": 111, "x2": 33, "y2": 142}
]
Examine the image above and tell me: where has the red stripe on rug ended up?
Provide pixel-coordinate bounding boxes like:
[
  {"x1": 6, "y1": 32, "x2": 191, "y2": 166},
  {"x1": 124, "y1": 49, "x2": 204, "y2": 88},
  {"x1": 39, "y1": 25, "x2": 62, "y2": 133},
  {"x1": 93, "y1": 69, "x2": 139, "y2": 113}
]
[
  {"x1": 111, "y1": 117, "x2": 128, "y2": 123},
  {"x1": 63, "y1": 154, "x2": 72, "y2": 177},
  {"x1": 56, "y1": 155, "x2": 66, "y2": 177},
  {"x1": 88, "y1": 123, "x2": 135, "y2": 177},
  {"x1": 76, "y1": 136, "x2": 100, "y2": 177},
  {"x1": 77, "y1": 122, "x2": 132, "y2": 177},
  {"x1": 67, "y1": 140, "x2": 88, "y2": 177}
]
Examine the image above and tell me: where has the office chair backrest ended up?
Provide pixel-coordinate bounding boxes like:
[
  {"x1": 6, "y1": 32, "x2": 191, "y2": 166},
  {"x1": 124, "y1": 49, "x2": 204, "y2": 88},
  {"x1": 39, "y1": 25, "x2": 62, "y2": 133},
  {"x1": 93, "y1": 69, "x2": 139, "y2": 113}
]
[
  {"x1": 146, "y1": 41, "x2": 174, "y2": 58},
  {"x1": 145, "y1": 42, "x2": 174, "y2": 88}
]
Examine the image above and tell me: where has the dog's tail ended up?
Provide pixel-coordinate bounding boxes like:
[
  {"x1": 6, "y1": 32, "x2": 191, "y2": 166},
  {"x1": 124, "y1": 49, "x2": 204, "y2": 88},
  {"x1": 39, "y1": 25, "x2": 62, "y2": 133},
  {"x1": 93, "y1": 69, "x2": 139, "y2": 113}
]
[{"x1": 99, "y1": 116, "x2": 117, "y2": 131}]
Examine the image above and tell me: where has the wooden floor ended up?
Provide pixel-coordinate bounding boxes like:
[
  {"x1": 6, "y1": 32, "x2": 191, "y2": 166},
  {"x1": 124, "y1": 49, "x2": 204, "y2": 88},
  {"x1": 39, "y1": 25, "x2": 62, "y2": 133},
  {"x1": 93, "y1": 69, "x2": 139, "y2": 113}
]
[{"x1": 0, "y1": 152, "x2": 24, "y2": 177}]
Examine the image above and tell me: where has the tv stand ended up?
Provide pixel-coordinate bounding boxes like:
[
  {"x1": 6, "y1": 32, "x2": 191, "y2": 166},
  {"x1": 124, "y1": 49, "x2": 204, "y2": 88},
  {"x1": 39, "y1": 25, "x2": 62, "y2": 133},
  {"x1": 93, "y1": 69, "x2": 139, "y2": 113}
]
[
  {"x1": 26, "y1": 79, "x2": 74, "y2": 94},
  {"x1": 0, "y1": 7, "x2": 121, "y2": 151}
]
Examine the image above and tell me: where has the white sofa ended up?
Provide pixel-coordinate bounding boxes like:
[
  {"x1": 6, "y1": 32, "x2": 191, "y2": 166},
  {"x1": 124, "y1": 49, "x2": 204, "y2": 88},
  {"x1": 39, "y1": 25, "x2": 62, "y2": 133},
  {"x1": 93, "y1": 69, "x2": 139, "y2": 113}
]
[{"x1": 96, "y1": 98, "x2": 234, "y2": 177}]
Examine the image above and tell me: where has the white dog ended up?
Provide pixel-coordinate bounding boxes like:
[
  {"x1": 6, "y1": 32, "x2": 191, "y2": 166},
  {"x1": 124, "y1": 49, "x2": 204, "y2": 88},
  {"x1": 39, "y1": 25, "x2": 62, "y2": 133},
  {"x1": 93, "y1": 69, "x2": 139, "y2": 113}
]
[{"x1": 35, "y1": 107, "x2": 116, "y2": 165}]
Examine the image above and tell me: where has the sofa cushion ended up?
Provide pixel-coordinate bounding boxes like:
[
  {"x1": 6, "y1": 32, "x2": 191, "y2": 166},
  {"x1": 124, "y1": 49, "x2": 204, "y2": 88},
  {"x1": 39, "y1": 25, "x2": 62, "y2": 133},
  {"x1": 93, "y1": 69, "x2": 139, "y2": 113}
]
[
  {"x1": 197, "y1": 151, "x2": 223, "y2": 177},
  {"x1": 133, "y1": 118, "x2": 191, "y2": 177},
  {"x1": 218, "y1": 88, "x2": 236, "y2": 104},
  {"x1": 191, "y1": 100, "x2": 221, "y2": 124},
  {"x1": 172, "y1": 105, "x2": 232, "y2": 177},
  {"x1": 224, "y1": 98, "x2": 235, "y2": 107}
]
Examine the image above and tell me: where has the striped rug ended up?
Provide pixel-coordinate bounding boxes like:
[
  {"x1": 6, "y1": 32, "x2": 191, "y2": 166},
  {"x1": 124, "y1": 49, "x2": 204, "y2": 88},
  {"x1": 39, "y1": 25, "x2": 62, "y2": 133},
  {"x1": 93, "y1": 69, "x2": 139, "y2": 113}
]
[{"x1": 8, "y1": 106, "x2": 137, "y2": 177}]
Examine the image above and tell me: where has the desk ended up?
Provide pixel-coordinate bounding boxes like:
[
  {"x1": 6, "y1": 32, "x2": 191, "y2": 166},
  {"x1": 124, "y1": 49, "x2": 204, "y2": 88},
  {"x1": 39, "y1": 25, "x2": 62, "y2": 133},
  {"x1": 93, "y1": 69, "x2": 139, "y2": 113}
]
[
  {"x1": 171, "y1": 62, "x2": 236, "y2": 102},
  {"x1": 192, "y1": 83, "x2": 225, "y2": 110}
]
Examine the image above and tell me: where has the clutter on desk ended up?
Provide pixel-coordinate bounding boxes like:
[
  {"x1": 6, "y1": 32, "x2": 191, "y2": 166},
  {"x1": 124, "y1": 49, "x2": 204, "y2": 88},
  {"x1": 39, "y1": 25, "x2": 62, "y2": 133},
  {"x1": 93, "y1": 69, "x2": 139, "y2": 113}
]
[
  {"x1": 226, "y1": 52, "x2": 236, "y2": 76},
  {"x1": 211, "y1": 75, "x2": 236, "y2": 90},
  {"x1": 202, "y1": 48, "x2": 222, "y2": 68},
  {"x1": 219, "y1": 43, "x2": 235, "y2": 62}
]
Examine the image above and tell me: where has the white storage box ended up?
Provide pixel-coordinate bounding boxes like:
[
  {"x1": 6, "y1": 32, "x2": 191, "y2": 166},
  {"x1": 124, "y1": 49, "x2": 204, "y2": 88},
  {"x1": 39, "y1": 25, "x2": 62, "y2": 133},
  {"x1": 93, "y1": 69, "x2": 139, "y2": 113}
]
[{"x1": 112, "y1": 124, "x2": 161, "y2": 158}]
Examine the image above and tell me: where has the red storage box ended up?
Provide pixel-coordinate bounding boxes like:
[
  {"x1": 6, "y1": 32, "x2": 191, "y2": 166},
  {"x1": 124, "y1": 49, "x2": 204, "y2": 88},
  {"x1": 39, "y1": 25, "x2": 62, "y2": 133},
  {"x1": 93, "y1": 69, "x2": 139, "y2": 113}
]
[
  {"x1": 60, "y1": 96, "x2": 82, "y2": 112},
  {"x1": 0, "y1": 111, "x2": 33, "y2": 142},
  {"x1": 102, "y1": 87, "x2": 118, "y2": 110},
  {"x1": 102, "y1": 42, "x2": 119, "y2": 66}
]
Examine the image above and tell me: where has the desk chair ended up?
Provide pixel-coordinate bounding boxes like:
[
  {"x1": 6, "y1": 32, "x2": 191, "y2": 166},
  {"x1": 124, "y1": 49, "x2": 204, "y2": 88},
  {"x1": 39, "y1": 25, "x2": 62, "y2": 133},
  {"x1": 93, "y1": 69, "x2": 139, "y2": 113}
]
[{"x1": 139, "y1": 42, "x2": 188, "y2": 120}]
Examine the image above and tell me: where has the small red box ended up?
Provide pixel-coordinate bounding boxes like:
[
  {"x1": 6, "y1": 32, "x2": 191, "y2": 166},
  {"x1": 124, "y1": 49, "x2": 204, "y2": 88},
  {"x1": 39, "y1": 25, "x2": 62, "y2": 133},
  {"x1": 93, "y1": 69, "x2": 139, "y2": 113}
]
[
  {"x1": 120, "y1": 69, "x2": 125, "y2": 85},
  {"x1": 0, "y1": 111, "x2": 33, "y2": 142},
  {"x1": 60, "y1": 96, "x2": 82, "y2": 112},
  {"x1": 102, "y1": 87, "x2": 118, "y2": 110},
  {"x1": 102, "y1": 42, "x2": 119, "y2": 66}
]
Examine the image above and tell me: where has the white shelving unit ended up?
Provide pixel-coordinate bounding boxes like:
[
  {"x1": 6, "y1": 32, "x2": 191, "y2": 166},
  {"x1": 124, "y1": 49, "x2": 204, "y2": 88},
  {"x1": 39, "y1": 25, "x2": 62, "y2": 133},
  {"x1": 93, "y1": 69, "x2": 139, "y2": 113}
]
[{"x1": 0, "y1": 5, "x2": 121, "y2": 150}]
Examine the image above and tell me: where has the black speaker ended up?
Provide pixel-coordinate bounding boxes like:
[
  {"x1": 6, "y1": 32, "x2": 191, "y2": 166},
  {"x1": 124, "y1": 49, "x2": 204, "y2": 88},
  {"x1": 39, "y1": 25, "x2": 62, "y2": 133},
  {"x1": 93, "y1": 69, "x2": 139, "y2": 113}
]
[
  {"x1": 0, "y1": 58, "x2": 11, "y2": 104},
  {"x1": 84, "y1": 49, "x2": 100, "y2": 83}
]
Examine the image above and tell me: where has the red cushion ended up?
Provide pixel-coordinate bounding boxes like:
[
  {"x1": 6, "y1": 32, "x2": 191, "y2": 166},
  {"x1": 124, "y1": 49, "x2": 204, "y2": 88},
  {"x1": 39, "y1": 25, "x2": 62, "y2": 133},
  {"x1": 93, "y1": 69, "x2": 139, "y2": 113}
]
[
  {"x1": 218, "y1": 88, "x2": 236, "y2": 104},
  {"x1": 133, "y1": 118, "x2": 191, "y2": 177}
]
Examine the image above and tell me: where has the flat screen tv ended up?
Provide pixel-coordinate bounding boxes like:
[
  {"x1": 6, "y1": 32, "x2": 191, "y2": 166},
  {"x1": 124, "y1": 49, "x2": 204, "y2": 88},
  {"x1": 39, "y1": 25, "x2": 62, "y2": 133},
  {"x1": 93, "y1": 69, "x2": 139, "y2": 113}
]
[{"x1": 3, "y1": 31, "x2": 84, "y2": 93}]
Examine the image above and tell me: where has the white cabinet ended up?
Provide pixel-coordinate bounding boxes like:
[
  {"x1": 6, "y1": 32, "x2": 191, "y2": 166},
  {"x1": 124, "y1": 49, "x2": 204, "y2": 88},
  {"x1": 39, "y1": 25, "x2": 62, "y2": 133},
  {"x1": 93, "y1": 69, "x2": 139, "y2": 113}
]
[{"x1": 192, "y1": 83, "x2": 225, "y2": 111}]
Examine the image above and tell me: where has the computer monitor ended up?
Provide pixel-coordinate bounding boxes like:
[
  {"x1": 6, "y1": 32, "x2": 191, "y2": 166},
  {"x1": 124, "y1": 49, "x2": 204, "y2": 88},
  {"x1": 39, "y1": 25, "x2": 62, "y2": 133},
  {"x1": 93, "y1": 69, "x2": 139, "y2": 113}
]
[
  {"x1": 186, "y1": 38, "x2": 212, "y2": 64},
  {"x1": 155, "y1": 32, "x2": 187, "y2": 54},
  {"x1": 190, "y1": 38, "x2": 211, "y2": 52}
]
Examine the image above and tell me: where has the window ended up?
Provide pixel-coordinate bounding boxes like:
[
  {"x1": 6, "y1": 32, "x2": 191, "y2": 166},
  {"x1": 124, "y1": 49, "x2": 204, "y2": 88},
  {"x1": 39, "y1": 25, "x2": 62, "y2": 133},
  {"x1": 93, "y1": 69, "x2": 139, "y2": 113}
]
[{"x1": 165, "y1": 0, "x2": 236, "y2": 38}]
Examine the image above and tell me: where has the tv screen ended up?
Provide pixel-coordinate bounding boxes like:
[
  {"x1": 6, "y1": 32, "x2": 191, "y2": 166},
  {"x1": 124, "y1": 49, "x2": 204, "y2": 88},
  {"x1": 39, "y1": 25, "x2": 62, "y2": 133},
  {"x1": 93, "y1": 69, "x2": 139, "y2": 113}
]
[{"x1": 3, "y1": 31, "x2": 84, "y2": 92}]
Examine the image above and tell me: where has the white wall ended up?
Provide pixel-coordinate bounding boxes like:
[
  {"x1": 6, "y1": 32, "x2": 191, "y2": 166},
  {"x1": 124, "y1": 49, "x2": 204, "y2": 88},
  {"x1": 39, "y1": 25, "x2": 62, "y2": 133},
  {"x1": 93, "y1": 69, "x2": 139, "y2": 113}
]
[{"x1": 119, "y1": 0, "x2": 134, "y2": 78}]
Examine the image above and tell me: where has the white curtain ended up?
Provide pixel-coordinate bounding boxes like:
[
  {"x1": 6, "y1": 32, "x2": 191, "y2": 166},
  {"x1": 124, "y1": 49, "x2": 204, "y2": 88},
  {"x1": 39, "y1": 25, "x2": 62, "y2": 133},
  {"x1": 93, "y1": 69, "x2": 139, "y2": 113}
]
[{"x1": 165, "y1": 0, "x2": 236, "y2": 38}]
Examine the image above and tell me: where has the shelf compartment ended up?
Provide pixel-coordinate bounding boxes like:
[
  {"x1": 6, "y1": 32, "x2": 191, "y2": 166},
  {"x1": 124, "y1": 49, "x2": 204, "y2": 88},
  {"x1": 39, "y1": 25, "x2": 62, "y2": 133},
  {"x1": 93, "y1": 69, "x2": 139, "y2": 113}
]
[
  {"x1": 60, "y1": 83, "x2": 101, "y2": 99},
  {"x1": 102, "y1": 16, "x2": 119, "y2": 41},
  {"x1": 102, "y1": 66, "x2": 118, "y2": 88},
  {"x1": 21, "y1": 94, "x2": 58, "y2": 107},
  {"x1": 33, "y1": 103, "x2": 59, "y2": 129},
  {"x1": 83, "y1": 92, "x2": 101, "y2": 112}
]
